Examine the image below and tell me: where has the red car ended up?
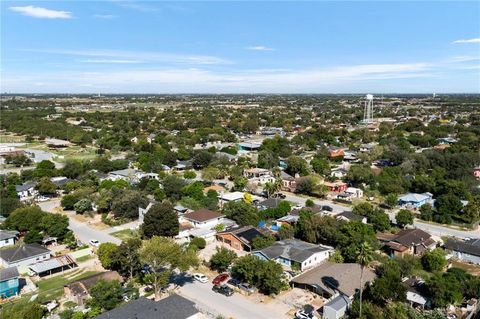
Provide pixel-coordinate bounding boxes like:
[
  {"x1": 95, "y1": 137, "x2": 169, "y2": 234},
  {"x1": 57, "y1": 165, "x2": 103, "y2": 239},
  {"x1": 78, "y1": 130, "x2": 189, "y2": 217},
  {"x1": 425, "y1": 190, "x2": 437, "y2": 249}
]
[{"x1": 212, "y1": 273, "x2": 229, "y2": 285}]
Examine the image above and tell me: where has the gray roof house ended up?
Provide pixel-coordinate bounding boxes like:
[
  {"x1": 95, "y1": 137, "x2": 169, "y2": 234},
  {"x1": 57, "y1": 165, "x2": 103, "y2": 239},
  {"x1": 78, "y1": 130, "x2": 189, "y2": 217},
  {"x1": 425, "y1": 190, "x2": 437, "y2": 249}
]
[
  {"x1": 0, "y1": 244, "x2": 51, "y2": 268},
  {"x1": 93, "y1": 295, "x2": 199, "y2": 319},
  {"x1": 0, "y1": 230, "x2": 18, "y2": 248},
  {"x1": 253, "y1": 239, "x2": 333, "y2": 271},
  {"x1": 445, "y1": 238, "x2": 480, "y2": 265}
]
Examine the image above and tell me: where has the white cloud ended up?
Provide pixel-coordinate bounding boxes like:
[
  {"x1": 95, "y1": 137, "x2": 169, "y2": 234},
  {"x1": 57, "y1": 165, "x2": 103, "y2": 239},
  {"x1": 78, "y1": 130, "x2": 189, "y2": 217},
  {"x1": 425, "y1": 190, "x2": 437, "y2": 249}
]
[
  {"x1": 23, "y1": 48, "x2": 232, "y2": 65},
  {"x1": 93, "y1": 14, "x2": 117, "y2": 19},
  {"x1": 452, "y1": 38, "x2": 480, "y2": 44},
  {"x1": 79, "y1": 59, "x2": 142, "y2": 64},
  {"x1": 9, "y1": 6, "x2": 72, "y2": 19},
  {"x1": 2, "y1": 62, "x2": 434, "y2": 93},
  {"x1": 246, "y1": 46, "x2": 275, "y2": 51}
]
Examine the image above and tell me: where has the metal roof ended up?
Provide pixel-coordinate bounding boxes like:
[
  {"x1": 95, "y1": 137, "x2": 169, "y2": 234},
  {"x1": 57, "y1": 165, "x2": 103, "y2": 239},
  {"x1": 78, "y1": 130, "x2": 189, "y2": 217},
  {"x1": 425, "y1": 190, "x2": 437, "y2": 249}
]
[{"x1": 29, "y1": 255, "x2": 75, "y2": 274}]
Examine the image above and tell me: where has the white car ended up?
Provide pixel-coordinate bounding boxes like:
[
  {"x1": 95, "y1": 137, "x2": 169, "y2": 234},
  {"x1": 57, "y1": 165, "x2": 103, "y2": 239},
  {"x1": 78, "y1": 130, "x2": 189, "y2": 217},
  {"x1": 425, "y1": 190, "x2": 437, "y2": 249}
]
[
  {"x1": 89, "y1": 239, "x2": 100, "y2": 247},
  {"x1": 192, "y1": 273, "x2": 208, "y2": 283},
  {"x1": 295, "y1": 310, "x2": 317, "y2": 319}
]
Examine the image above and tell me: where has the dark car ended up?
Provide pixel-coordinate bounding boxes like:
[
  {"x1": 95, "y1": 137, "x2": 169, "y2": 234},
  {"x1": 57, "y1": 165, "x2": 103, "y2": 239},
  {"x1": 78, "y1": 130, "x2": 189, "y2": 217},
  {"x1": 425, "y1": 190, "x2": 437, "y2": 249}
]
[
  {"x1": 227, "y1": 278, "x2": 241, "y2": 287},
  {"x1": 274, "y1": 193, "x2": 286, "y2": 199},
  {"x1": 321, "y1": 205, "x2": 333, "y2": 212},
  {"x1": 212, "y1": 284, "x2": 234, "y2": 296},
  {"x1": 212, "y1": 273, "x2": 229, "y2": 285}
]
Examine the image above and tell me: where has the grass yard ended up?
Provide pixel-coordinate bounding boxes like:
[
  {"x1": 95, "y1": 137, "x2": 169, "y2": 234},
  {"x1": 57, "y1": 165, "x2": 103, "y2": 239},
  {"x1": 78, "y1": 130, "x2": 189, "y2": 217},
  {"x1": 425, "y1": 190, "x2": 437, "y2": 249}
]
[
  {"x1": 451, "y1": 260, "x2": 480, "y2": 276},
  {"x1": 75, "y1": 255, "x2": 94, "y2": 263},
  {"x1": 36, "y1": 269, "x2": 100, "y2": 301},
  {"x1": 111, "y1": 229, "x2": 139, "y2": 241}
]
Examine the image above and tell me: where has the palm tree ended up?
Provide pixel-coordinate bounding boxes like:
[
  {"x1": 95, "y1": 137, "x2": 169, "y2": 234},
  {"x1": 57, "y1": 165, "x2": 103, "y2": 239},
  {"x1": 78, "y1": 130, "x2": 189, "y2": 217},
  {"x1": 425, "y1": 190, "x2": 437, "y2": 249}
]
[{"x1": 355, "y1": 242, "x2": 374, "y2": 319}]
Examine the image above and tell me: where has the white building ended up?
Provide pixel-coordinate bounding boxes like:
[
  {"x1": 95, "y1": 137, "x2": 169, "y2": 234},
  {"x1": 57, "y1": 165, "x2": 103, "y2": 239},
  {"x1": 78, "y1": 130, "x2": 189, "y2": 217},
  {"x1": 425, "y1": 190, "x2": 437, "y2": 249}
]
[
  {"x1": 180, "y1": 209, "x2": 225, "y2": 229},
  {"x1": 0, "y1": 230, "x2": 18, "y2": 248},
  {"x1": 0, "y1": 244, "x2": 51, "y2": 268}
]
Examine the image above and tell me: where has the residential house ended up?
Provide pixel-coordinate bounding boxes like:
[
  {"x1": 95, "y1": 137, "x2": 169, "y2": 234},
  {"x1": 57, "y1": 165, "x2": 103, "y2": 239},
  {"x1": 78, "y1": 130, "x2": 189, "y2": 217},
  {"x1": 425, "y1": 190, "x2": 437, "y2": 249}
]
[
  {"x1": 330, "y1": 168, "x2": 348, "y2": 179},
  {"x1": 107, "y1": 168, "x2": 156, "y2": 184},
  {"x1": 280, "y1": 171, "x2": 297, "y2": 192},
  {"x1": 146, "y1": 133, "x2": 156, "y2": 144},
  {"x1": 438, "y1": 137, "x2": 457, "y2": 145},
  {"x1": 181, "y1": 209, "x2": 225, "y2": 229},
  {"x1": 64, "y1": 271, "x2": 123, "y2": 306},
  {"x1": 0, "y1": 267, "x2": 20, "y2": 299},
  {"x1": 253, "y1": 239, "x2": 333, "y2": 271},
  {"x1": 445, "y1": 238, "x2": 480, "y2": 265},
  {"x1": 324, "y1": 181, "x2": 348, "y2": 193},
  {"x1": 243, "y1": 168, "x2": 275, "y2": 185},
  {"x1": 238, "y1": 141, "x2": 261, "y2": 151},
  {"x1": 402, "y1": 277, "x2": 431, "y2": 309},
  {"x1": 291, "y1": 262, "x2": 376, "y2": 319},
  {"x1": 398, "y1": 192, "x2": 433, "y2": 209},
  {"x1": 378, "y1": 229, "x2": 436, "y2": 257},
  {"x1": 328, "y1": 147, "x2": 345, "y2": 159},
  {"x1": 93, "y1": 295, "x2": 199, "y2": 319},
  {"x1": 336, "y1": 211, "x2": 367, "y2": 224},
  {"x1": 0, "y1": 244, "x2": 51, "y2": 268},
  {"x1": 216, "y1": 226, "x2": 267, "y2": 252},
  {"x1": 174, "y1": 159, "x2": 193, "y2": 171},
  {"x1": 0, "y1": 230, "x2": 18, "y2": 248},
  {"x1": 219, "y1": 191, "x2": 245, "y2": 204},
  {"x1": 336, "y1": 187, "x2": 363, "y2": 201},
  {"x1": 15, "y1": 182, "x2": 38, "y2": 201},
  {"x1": 203, "y1": 184, "x2": 226, "y2": 194},
  {"x1": 257, "y1": 198, "x2": 284, "y2": 211}
]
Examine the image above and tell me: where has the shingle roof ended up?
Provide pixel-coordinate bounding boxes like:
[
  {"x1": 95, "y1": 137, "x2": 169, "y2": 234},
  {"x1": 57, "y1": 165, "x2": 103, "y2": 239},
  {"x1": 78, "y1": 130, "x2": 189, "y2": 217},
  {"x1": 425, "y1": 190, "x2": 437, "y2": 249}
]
[
  {"x1": 291, "y1": 262, "x2": 376, "y2": 297},
  {"x1": 337, "y1": 211, "x2": 364, "y2": 222},
  {"x1": 183, "y1": 208, "x2": 224, "y2": 222},
  {"x1": 445, "y1": 238, "x2": 480, "y2": 257},
  {"x1": 0, "y1": 267, "x2": 19, "y2": 282},
  {"x1": 93, "y1": 295, "x2": 198, "y2": 319},
  {"x1": 15, "y1": 182, "x2": 37, "y2": 192},
  {"x1": 255, "y1": 239, "x2": 331, "y2": 263},
  {"x1": 218, "y1": 226, "x2": 265, "y2": 246},
  {"x1": 66, "y1": 271, "x2": 123, "y2": 296},
  {"x1": 393, "y1": 229, "x2": 433, "y2": 247},
  {"x1": 0, "y1": 244, "x2": 50, "y2": 263},
  {"x1": 0, "y1": 230, "x2": 18, "y2": 241},
  {"x1": 258, "y1": 198, "x2": 282, "y2": 209}
]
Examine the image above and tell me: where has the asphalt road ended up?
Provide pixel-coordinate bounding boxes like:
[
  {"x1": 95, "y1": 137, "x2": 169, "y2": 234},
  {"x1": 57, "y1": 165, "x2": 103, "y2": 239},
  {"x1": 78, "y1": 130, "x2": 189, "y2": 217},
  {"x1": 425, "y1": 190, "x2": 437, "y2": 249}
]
[
  {"x1": 178, "y1": 278, "x2": 290, "y2": 319},
  {"x1": 38, "y1": 199, "x2": 121, "y2": 245}
]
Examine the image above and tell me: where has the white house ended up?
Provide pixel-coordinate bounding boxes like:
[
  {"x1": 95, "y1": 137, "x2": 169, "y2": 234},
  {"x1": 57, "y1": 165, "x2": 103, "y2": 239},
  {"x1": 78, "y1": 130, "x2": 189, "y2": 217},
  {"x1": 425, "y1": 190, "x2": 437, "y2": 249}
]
[
  {"x1": 0, "y1": 244, "x2": 51, "y2": 268},
  {"x1": 15, "y1": 182, "x2": 38, "y2": 201},
  {"x1": 0, "y1": 230, "x2": 18, "y2": 248},
  {"x1": 180, "y1": 209, "x2": 225, "y2": 229},
  {"x1": 253, "y1": 239, "x2": 333, "y2": 272},
  {"x1": 219, "y1": 191, "x2": 245, "y2": 204},
  {"x1": 243, "y1": 168, "x2": 275, "y2": 185}
]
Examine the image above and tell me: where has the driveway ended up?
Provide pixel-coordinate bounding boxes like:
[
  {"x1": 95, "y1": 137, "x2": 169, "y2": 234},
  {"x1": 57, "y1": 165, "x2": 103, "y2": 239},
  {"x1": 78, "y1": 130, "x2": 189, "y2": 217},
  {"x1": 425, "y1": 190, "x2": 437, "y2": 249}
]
[
  {"x1": 38, "y1": 199, "x2": 121, "y2": 245},
  {"x1": 176, "y1": 277, "x2": 290, "y2": 319}
]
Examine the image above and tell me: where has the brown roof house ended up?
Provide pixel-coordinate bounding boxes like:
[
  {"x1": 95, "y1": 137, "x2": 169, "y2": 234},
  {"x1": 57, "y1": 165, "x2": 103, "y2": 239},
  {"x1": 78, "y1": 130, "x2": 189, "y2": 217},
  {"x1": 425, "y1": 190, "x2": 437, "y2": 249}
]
[
  {"x1": 378, "y1": 229, "x2": 436, "y2": 257},
  {"x1": 180, "y1": 209, "x2": 225, "y2": 229},
  {"x1": 64, "y1": 271, "x2": 123, "y2": 306},
  {"x1": 216, "y1": 226, "x2": 268, "y2": 252}
]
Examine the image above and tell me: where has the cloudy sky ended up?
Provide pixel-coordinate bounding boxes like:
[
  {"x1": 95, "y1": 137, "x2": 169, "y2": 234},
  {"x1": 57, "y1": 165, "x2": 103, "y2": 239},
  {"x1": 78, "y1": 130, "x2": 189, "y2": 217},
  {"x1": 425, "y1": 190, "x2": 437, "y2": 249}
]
[{"x1": 1, "y1": 1, "x2": 479, "y2": 93}]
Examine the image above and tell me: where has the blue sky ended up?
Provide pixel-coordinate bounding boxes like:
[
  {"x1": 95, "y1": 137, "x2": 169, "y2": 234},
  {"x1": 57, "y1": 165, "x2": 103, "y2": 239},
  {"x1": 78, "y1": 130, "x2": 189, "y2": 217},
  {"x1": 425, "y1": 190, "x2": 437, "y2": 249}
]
[{"x1": 1, "y1": 1, "x2": 479, "y2": 93}]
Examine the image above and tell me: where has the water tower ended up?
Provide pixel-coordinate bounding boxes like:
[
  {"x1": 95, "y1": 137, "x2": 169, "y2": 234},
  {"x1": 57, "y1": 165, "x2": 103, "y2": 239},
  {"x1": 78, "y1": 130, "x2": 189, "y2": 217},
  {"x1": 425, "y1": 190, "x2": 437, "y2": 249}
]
[{"x1": 363, "y1": 94, "x2": 374, "y2": 124}]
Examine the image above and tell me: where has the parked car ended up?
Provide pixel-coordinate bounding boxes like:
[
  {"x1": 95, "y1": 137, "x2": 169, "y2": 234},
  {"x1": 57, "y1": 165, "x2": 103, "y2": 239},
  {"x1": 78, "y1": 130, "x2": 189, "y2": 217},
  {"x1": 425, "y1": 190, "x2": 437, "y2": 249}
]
[
  {"x1": 212, "y1": 284, "x2": 234, "y2": 296},
  {"x1": 227, "y1": 278, "x2": 240, "y2": 287},
  {"x1": 212, "y1": 273, "x2": 229, "y2": 285},
  {"x1": 275, "y1": 193, "x2": 286, "y2": 199},
  {"x1": 238, "y1": 283, "x2": 256, "y2": 294},
  {"x1": 193, "y1": 273, "x2": 208, "y2": 283},
  {"x1": 321, "y1": 205, "x2": 333, "y2": 212},
  {"x1": 295, "y1": 310, "x2": 317, "y2": 319},
  {"x1": 89, "y1": 239, "x2": 100, "y2": 247}
]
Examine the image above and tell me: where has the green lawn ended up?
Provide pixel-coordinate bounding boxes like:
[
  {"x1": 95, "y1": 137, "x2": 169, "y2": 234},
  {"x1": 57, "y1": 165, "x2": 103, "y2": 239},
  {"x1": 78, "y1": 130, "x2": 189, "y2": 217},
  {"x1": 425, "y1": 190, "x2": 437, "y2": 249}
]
[
  {"x1": 36, "y1": 269, "x2": 100, "y2": 301},
  {"x1": 111, "y1": 229, "x2": 139, "y2": 241},
  {"x1": 75, "y1": 255, "x2": 94, "y2": 263}
]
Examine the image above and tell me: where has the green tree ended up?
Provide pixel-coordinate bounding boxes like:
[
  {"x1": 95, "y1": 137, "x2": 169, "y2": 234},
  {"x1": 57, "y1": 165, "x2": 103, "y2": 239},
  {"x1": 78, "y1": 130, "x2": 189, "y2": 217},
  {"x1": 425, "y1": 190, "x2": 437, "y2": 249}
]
[
  {"x1": 36, "y1": 177, "x2": 57, "y2": 195},
  {"x1": 140, "y1": 236, "x2": 198, "y2": 300},
  {"x1": 421, "y1": 248, "x2": 447, "y2": 272},
  {"x1": 285, "y1": 156, "x2": 309, "y2": 176},
  {"x1": 111, "y1": 189, "x2": 147, "y2": 219},
  {"x1": 88, "y1": 279, "x2": 123, "y2": 310},
  {"x1": 141, "y1": 202, "x2": 179, "y2": 238},
  {"x1": 251, "y1": 235, "x2": 276, "y2": 250},
  {"x1": 73, "y1": 198, "x2": 92, "y2": 214},
  {"x1": 295, "y1": 177, "x2": 314, "y2": 195},
  {"x1": 193, "y1": 151, "x2": 213, "y2": 169},
  {"x1": 222, "y1": 201, "x2": 259, "y2": 226},
  {"x1": 209, "y1": 247, "x2": 237, "y2": 272},
  {"x1": 435, "y1": 193, "x2": 463, "y2": 217},
  {"x1": 278, "y1": 224, "x2": 295, "y2": 240},
  {"x1": 61, "y1": 193, "x2": 81, "y2": 210},
  {"x1": 97, "y1": 242, "x2": 120, "y2": 269},
  {"x1": 346, "y1": 165, "x2": 374, "y2": 186},
  {"x1": 384, "y1": 193, "x2": 398, "y2": 209},
  {"x1": 162, "y1": 175, "x2": 185, "y2": 200},
  {"x1": 396, "y1": 209, "x2": 414, "y2": 228},
  {"x1": 115, "y1": 237, "x2": 142, "y2": 279},
  {"x1": 311, "y1": 158, "x2": 330, "y2": 175},
  {"x1": 189, "y1": 237, "x2": 206, "y2": 250}
]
